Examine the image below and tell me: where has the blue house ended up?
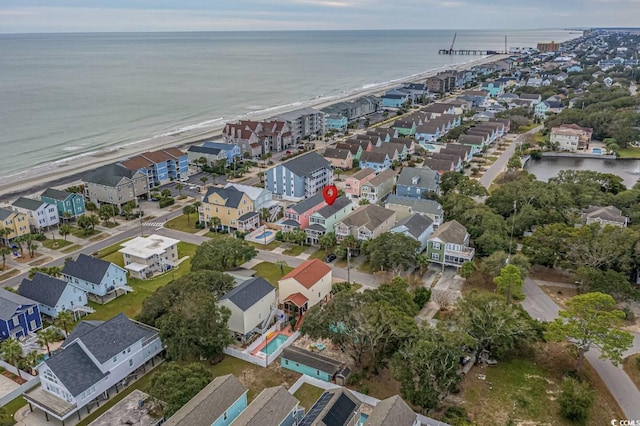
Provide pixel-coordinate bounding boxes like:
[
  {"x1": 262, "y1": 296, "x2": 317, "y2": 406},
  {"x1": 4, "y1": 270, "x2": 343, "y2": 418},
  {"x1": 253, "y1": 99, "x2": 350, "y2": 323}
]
[
  {"x1": 40, "y1": 188, "x2": 86, "y2": 219},
  {"x1": 232, "y1": 386, "x2": 301, "y2": 426},
  {"x1": 390, "y1": 213, "x2": 434, "y2": 253},
  {"x1": 281, "y1": 346, "x2": 350, "y2": 384},
  {"x1": 415, "y1": 122, "x2": 445, "y2": 145},
  {"x1": 567, "y1": 65, "x2": 583, "y2": 73},
  {"x1": 396, "y1": 166, "x2": 439, "y2": 198},
  {"x1": 62, "y1": 254, "x2": 131, "y2": 302},
  {"x1": 0, "y1": 288, "x2": 42, "y2": 341},
  {"x1": 266, "y1": 152, "x2": 333, "y2": 201},
  {"x1": 19, "y1": 273, "x2": 90, "y2": 319},
  {"x1": 202, "y1": 141, "x2": 242, "y2": 165},
  {"x1": 381, "y1": 93, "x2": 409, "y2": 108},
  {"x1": 164, "y1": 374, "x2": 248, "y2": 426},
  {"x1": 534, "y1": 101, "x2": 551, "y2": 118},
  {"x1": 120, "y1": 148, "x2": 188, "y2": 187},
  {"x1": 480, "y1": 81, "x2": 504, "y2": 97},
  {"x1": 326, "y1": 114, "x2": 348, "y2": 131},
  {"x1": 359, "y1": 151, "x2": 391, "y2": 173}
]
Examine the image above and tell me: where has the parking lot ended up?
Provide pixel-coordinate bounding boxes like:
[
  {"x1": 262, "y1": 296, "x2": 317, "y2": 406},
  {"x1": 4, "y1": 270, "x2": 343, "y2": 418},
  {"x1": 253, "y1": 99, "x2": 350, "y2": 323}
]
[{"x1": 155, "y1": 171, "x2": 227, "y2": 198}]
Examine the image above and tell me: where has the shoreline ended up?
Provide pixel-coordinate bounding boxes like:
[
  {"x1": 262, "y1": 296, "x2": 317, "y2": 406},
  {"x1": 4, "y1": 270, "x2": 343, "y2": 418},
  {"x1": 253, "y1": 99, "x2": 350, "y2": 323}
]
[{"x1": 0, "y1": 54, "x2": 506, "y2": 202}]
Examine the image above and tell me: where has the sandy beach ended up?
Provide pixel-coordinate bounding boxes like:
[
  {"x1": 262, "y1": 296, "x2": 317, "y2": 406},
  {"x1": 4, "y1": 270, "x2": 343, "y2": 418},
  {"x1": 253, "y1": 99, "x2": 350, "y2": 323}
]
[{"x1": 0, "y1": 54, "x2": 506, "y2": 202}]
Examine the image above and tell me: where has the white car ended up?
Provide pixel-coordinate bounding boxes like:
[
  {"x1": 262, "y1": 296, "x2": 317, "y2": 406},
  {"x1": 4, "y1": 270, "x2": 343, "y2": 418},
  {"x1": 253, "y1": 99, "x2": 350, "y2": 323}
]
[
  {"x1": 189, "y1": 185, "x2": 199, "y2": 190},
  {"x1": 179, "y1": 176, "x2": 189, "y2": 182}
]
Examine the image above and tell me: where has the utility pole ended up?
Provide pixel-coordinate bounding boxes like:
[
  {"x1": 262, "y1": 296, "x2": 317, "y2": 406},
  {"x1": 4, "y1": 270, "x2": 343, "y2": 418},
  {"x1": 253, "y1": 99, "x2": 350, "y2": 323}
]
[
  {"x1": 507, "y1": 200, "x2": 517, "y2": 263},
  {"x1": 346, "y1": 246, "x2": 351, "y2": 284}
]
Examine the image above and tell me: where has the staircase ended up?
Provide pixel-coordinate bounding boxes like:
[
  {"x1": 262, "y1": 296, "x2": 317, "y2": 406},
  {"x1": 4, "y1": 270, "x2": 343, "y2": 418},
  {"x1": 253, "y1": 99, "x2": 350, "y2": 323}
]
[
  {"x1": 252, "y1": 307, "x2": 281, "y2": 335},
  {"x1": 269, "y1": 205, "x2": 282, "y2": 222}
]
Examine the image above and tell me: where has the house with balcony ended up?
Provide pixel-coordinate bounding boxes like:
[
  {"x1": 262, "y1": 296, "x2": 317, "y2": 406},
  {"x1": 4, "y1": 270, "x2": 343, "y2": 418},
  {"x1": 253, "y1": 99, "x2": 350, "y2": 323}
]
[
  {"x1": 334, "y1": 204, "x2": 396, "y2": 242},
  {"x1": 266, "y1": 152, "x2": 333, "y2": 201},
  {"x1": 276, "y1": 107, "x2": 326, "y2": 142},
  {"x1": 120, "y1": 148, "x2": 188, "y2": 188},
  {"x1": 11, "y1": 197, "x2": 59, "y2": 233},
  {"x1": 359, "y1": 151, "x2": 391, "y2": 173},
  {"x1": 19, "y1": 273, "x2": 91, "y2": 319},
  {"x1": 83, "y1": 163, "x2": 149, "y2": 209},
  {"x1": 458, "y1": 132, "x2": 486, "y2": 152},
  {"x1": 426, "y1": 220, "x2": 474, "y2": 267},
  {"x1": 306, "y1": 196, "x2": 353, "y2": 245},
  {"x1": 231, "y1": 386, "x2": 301, "y2": 426},
  {"x1": 396, "y1": 167, "x2": 439, "y2": 198},
  {"x1": 421, "y1": 103, "x2": 457, "y2": 118},
  {"x1": 385, "y1": 195, "x2": 444, "y2": 227},
  {"x1": 458, "y1": 90, "x2": 489, "y2": 107},
  {"x1": 382, "y1": 93, "x2": 410, "y2": 109},
  {"x1": 41, "y1": 188, "x2": 86, "y2": 220},
  {"x1": 384, "y1": 137, "x2": 416, "y2": 155},
  {"x1": 218, "y1": 277, "x2": 277, "y2": 343},
  {"x1": 467, "y1": 126, "x2": 497, "y2": 144},
  {"x1": 118, "y1": 234, "x2": 180, "y2": 279},
  {"x1": 24, "y1": 314, "x2": 163, "y2": 425},
  {"x1": 390, "y1": 214, "x2": 434, "y2": 253},
  {"x1": 391, "y1": 118, "x2": 418, "y2": 136},
  {"x1": 582, "y1": 205, "x2": 629, "y2": 228},
  {"x1": 202, "y1": 141, "x2": 242, "y2": 165},
  {"x1": 187, "y1": 145, "x2": 227, "y2": 167},
  {"x1": 62, "y1": 254, "x2": 131, "y2": 303},
  {"x1": 0, "y1": 288, "x2": 42, "y2": 341},
  {"x1": 278, "y1": 259, "x2": 332, "y2": 319},
  {"x1": 344, "y1": 168, "x2": 375, "y2": 198},
  {"x1": 200, "y1": 186, "x2": 259, "y2": 232},
  {"x1": 360, "y1": 169, "x2": 396, "y2": 204},
  {"x1": 164, "y1": 374, "x2": 248, "y2": 426},
  {"x1": 550, "y1": 124, "x2": 593, "y2": 151},
  {"x1": 224, "y1": 183, "x2": 280, "y2": 222},
  {"x1": 282, "y1": 193, "x2": 326, "y2": 232},
  {"x1": 325, "y1": 114, "x2": 348, "y2": 131},
  {"x1": 441, "y1": 143, "x2": 474, "y2": 162},
  {"x1": 223, "y1": 119, "x2": 292, "y2": 156},
  {"x1": 422, "y1": 159, "x2": 455, "y2": 175},
  {"x1": 323, "y1": 148, "x2": 353, "y2": 170},
  {"x1": 335, "y1": 142, "x2": 363, "y2": 161},
  {"x1": 480, "y1": 81, "x2": 504, "y2": 97},
  {"x1": 0, "y1": 208, "x2": 29, "y2": 243},
  {"x1": 415, "y1": 122, "x2": 445, "y2": 145},
  {"x1": 431, "y1": 152, "x2": 463, "y2": 172}
]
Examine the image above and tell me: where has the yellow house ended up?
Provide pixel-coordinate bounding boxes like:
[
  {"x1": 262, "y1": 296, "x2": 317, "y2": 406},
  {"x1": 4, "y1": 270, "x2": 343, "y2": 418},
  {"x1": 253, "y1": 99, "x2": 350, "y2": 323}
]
[
  {"x1": 200, "y1": 186, "x2": 260, "y2": 232},
  {"x1": 0, "y1": 208, "x2": 29, "y2": 241}
]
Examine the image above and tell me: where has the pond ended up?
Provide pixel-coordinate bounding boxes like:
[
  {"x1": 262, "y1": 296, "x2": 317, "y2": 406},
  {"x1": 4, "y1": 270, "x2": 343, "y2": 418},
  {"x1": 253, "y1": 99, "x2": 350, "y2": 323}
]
[{"x1": 524, "y1": 157, "x2": 640, "y2": 187}]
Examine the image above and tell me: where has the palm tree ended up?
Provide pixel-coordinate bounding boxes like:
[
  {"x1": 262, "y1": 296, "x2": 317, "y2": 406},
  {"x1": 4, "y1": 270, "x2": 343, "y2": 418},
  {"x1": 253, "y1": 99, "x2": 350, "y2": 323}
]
[
  {"x1": 22, "y1": 350, "x2": 40, "y2": 376},
  {"x1": 182, "y1": 205, "x2": 195, "y2": 224},
  {"x1": 62, "y1": 211, "x2": 72, "y2": 224},
  {"x1": 30, "y1": 242, "x2": 39, "y2": 259},
  {"x1": 0, "y1": 246, "x2": 10, "y2": 271},
  {"x1": 259, "y1": 208, "x2": 271, "y2": 224},
  {"x1": 175, "y1": 183, "x2": 184, "y2": 196},
  {"x1": 54, "y1": 310, "x2": 74, "y2": 336},
  {"x1": 211, "y1": 217, "x2": 221, "y2": 233},
  {"x1": 0, "y1": 228, "x2": 10, "y2": 245},
  {"x1": 276, "y1": 260, "x2": 287, "y2": 275},
  {"x1": 200, "y1": 175, "x2": 209, "y2": 191},
  {"x1": 37, "y1": 328, "x2": 59, "y2": 357},
  {"x1": 85, "y1": 202, "x2": 97, "y2": 215},
  {"x1": 13, "y1": 235, "x2": 25, "y2": 257},
  {"x1": 0, "y1": 338, "x2": 23, "y2": 379}
]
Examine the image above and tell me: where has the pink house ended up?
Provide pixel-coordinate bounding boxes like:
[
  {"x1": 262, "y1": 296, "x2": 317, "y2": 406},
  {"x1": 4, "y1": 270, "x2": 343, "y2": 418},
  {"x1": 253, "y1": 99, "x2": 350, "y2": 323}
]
[
  {"x1": 344, "y1": 168, "x2": 375, "y2": 198},
  {"x1": 282, "y1": 193, "x2": 326, "y2": 231}
]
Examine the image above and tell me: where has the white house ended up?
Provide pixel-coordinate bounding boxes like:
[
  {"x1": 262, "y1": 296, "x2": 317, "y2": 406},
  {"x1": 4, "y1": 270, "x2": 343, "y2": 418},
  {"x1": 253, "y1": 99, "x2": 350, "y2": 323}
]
[
  {"x1": 218, "y1": 277, "x2": 277, "y2": 343},
  {"x1": 278, "y1": 259, "x2": 332, "y2": 318},
  {"x1": 118, "y1": 234, "x2": 180, "y2": 279},
  {"x1": 24, "y1": 314, "x2": 164, "y2": 424},
  {"x1": 11, "y1": 197, "x2": 60, "y2": 232}
]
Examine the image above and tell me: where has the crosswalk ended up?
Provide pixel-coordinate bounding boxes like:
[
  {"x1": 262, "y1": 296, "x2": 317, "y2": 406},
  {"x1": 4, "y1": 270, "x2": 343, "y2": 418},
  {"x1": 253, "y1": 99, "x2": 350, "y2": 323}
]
[{"x1": 143, "y1": 222, "x2": 165, "y2": 227}]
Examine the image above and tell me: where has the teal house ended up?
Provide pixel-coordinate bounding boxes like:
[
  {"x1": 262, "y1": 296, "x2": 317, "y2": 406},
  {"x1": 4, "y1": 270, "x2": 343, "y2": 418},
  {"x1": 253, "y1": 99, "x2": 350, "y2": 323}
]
[
  {"x1": 281, "y1": 346, "x2": 351, "y2": 385},
  {"x1": 391, "y1": 118, "x2": 417, "y2": 136},
  {"x1": 41, "y1": 188, "x2": 86, "y2": 219},
  {"x1": 164, "y1": 374, "x2": 248, "y2": 426},
  {"x1": 534, "y1": 101, "x2": 551, "y2": 118},
  {"x1": 326, "y1": 114, "x2": 348, "y2": 131},
  {"x1": 480, "y1": 81, "x2": 504, "y2": 97}
]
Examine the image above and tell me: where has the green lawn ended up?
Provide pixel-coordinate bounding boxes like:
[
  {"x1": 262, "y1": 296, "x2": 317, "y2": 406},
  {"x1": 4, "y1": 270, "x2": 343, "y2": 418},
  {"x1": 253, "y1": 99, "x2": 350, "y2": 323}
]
[
  {"x1": 252, "y1": 261, "x2": 293, "y2": 287},
  {"x1": 204, "y1": 231, "x2": 233, "y2": 240},
  {"x1": 293, "y1": 383, "x2": 325, "y2": 410},
  {"x1": 282, "y1": 244, "x2": 307, "y2": 256},
  {"x1": 41, "y1": 238, "x2": 73, "y2": 250},
  {"x1": 164, "y1": 214, "x2": 200, "y2": 233},
  {"x1": 97, "y1": 239, "x2": 133, "y2": 258},
  {"x1": 70, "y1": 227, "x2": 102, "y2": 239},
  {"x1": 1, "y1": 396, "x2": 27, "y2": 424},
  {"x1": 618, "y1": 147, "x2": 640, "y2": 158},
  {"x1": 308, "y1": 248, "x2": 328, "y2": 260},
  {"x1": 247, "y1": 240, "x2": 281, "y2": 251},
  {"x1": 61, "y1": 244, "x2": 82, "y2": 253},
  {"x1": 85, "y1": 242, "x2": 198, "y2": 320}
]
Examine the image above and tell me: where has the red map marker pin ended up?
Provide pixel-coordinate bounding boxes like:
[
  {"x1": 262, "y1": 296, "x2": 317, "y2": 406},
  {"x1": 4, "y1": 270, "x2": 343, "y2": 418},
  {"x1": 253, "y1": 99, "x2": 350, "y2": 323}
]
[{"x1": 322, "y1": 184, "x2": 338, "y2": 206}]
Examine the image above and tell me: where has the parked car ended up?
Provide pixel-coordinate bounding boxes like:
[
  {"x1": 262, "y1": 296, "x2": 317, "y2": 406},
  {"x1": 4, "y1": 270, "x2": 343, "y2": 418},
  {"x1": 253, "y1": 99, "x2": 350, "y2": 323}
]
[
  {"x1": 179, "y1": 176, "x2": 189, "y2": 182},
  {"x1": 325, "y1": 253, "x2": 337, "y2": 263},
  {"x1": 189, "y1": 186, "x2": 199, "y2": 190}
]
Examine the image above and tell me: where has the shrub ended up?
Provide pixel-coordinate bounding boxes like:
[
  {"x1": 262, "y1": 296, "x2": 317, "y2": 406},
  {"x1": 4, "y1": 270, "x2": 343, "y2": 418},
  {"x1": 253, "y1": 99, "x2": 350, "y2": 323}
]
[
  {"x1": 158, "y1": 197, "x2": 175, "y2": 208},
  {"x1": 635, "y1": 356, "x2": 640, "y2": 371},
  {"x1": 442, "y1": 406, "x2": 472, "y2": 426},
  {"x1": 412, "y1": 287, "x2": 432, "y2": 309},
  {"x1": 195, "y1": 222, "x2": 205, "y2": 229},
  {"x1": 558, "y1": 377, "x2": 594, "y2": 424}
]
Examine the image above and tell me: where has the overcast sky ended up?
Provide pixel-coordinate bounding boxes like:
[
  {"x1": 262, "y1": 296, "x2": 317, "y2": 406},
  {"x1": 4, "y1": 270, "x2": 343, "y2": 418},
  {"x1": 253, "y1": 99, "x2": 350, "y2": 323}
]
[{"x1": 1, "y1": 1, "x2": 638, "y2": 33}]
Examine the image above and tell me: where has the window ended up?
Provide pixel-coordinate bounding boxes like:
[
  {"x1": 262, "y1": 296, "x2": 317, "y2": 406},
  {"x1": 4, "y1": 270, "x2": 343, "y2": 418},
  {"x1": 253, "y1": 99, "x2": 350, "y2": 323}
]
[
  {"x1": 224, "y1": 412, "x2": 228, "y2": 421},
  {"x1": 113, "y1": 356, "x2": 117, "y2": 363},
  {"x1": 432, "y1": 242, "x2": 441, "y2": 250},
  {"x1": 30, "y1": 320, "x2": 37, "y2": 330},
  {"x1": 129, "y1": 359, "x2": 133, "y2": 367},
  {"x1": 317, "y1": 370, "x2": 320, "y2": 376},
  {"x1": 285, "y1": 359, "x2": 289, "y2": 365}
]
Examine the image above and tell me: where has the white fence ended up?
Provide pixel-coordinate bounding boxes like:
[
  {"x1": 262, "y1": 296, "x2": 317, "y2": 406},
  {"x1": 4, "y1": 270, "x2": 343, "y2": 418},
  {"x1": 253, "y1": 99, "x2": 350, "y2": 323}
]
[
  {"x1": 223, "y1": 347, "x2": 267, "y2": 368},
  {"x1": 223, "y1": 329, "x2": 299, "y2": 368},
  {"x1": 0, "y1": 361, "x2": 39, "y2": 407}
]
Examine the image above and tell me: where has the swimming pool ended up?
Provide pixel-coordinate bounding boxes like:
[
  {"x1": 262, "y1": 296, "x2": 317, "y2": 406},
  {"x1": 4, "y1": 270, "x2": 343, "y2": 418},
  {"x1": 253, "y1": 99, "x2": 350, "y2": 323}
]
[
  {"x1": 359, "y1": 413, "x2": 369, "y2": 425},
  {"x1": 260, "y1": 334, "x2": 288, "y2": 355},
  {"x1": 592, "y1": 148, "x2": 602, "y2": 154},
  {"x1": 254, "y1": 230, "x2": 273, "y2": 240}
]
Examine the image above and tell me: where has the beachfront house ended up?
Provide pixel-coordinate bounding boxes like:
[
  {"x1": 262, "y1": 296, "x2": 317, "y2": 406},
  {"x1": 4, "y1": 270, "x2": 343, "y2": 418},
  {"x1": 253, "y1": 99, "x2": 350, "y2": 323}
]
[
  {"x1": 323, "y1": 148, "x2": 353, "y2": 170},
  {"x1": 0, "y1": 288, "x2": 42, "y2": 341},
  {"x1": 231, "y1": 386, "x2": 301, "y2": 426},
  {"x1": 281, "y1": 346, "x2": 350, "y2": 385},
  {"x1": 390, "y1": 214, "x2": 435, "y2": 253},
  {"x1": 480, "y1": 81, "x2": 504, "y2": 97},
  {"x1": 278, "y1": 259, "x2": 332, "y2": 318},
  {"x1": 218, "y1": 277, "x2": 277, "y2": 343},
  {"x1": 83, "y1": 163, "x2": 149, "y2": 209},
  {"x1": 359, "y1": 151, "x2": 391, "y2": 173},
  {"x1": 334, "y1": 204, "x2": 396, "y2": 242},
  {"x1": 40, "y1": 188, "x2": 86, "y2": 220},
  {"x1": 385, "y1": 195, "x2": 444, "y2": 227},
  {"x1": 118, "y1": 234, "x2": 180, "y2": 279},
  {"x1": 24, "y1": 314, "x2": 164, "y2": 424},
  {"x1": 187, "y1": 145, "x2": 227, "y2": 167},
  {"x1": 0, "y1": 208, "x2": 29, "y2": 243},
  {"x1": 11, "y1": 197, "x2": 60, "y2": 233},
  {"x1": 223, "y1": 119, "x2": 293, "y2": 156},
  {"x1": 426, "y1": 220, "x2": 474, "y2": 267},
  {"x1": 281, "y1": 193, "x2": 326, "y2": 232},
  {"x1": 202, "y1": 141, "x2": 242, "y2": 165},
  {"x1": 321, "y1": 95, "x2": 381, "y2": 122},
  {"x1": 266, "y1": 152, "x2": 333, "y2": 201},
  {"x1": 120, "y1": 148, "x2": 188, "y2": 188},
  {"x1": 305, "y1": 196, "x2": 353, "y2": 245},
  {"x1": 395, "y1": 167, "x2": 439, "y2": 198},
  {"x1": 62, "y1": 254, "x2": 131, "y2": 303},
  {"x1": 200, "y1": 186, "x2": 259, "y2": 232},
  {"x1": 325, "y1": 114, "x2": 348, "y2": 131},
  {"x1": 276, "y1": 107, "x2": 326, "y2": 142},
  {"x1": 360, "y1": 169, "x2": 396, "y2": 204},
  {"x1": 382, "y1": 93, "x2": 409, "y2": 109},
  {"x1": 163, "y1": 375, "x2": 248, "y2": 426},
  {"x1": 19, "y1": 273, "x2": 91, "y2": 319}
]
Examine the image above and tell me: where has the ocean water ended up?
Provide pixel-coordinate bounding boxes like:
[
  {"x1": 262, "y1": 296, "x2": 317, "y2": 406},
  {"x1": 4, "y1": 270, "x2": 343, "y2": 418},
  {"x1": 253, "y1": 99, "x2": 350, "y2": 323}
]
[{"x1": 0, "y1": 30, "x2": 578, "y2": 179}]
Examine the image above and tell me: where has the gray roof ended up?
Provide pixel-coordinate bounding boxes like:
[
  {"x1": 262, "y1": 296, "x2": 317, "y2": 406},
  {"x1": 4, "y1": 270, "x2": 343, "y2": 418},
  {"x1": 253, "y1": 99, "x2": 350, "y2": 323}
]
[
  {"x1": 83, "y1": 163, "x2": 142, "y2": 187},
  {"x1": 0, "y1": 208, "x2": 14, "y2": 221},
  {"x1": 232, "y1": 386, "x2": 298, "y2": 426},
  {"x1": 347, "y1": 168, "x2": 375, "y2": 180},
  {"x1": 219, "y1": 277, "x2": 275, "y2": 311},
  {"x1": 188, "y1": 145, "x2": 224, "y2": 155},
  {"x1": 392, "y1": 213, "x2": 433, "y2": 239},
  {"x1": 0, "y1": 288, "x2": 38, "y2": 321},
  {"x1": 306, "y1": 223, "x2": 326, "y2": 232},
  {"x1": 45, "y1": 342, "x2": 107, "y2": 396},
  {"x1": 397, "y1": 167, "x2": 438, "y2": 191},
  {"x1": 313, "y1": 196, "x2": 352, "y2": 219},
  {"x1": 281, "y1": 219, "x2": 301, "y2": 227},
  {"x1": 422, "y1": 159, "x2": 454, "y2": 172},
  {"x1": 458, "y1": 134, "x2": 486, "y2": 144},
  {"x1": 163, "y1": 375, "x2": 248, "y2": 426},
  {"x1": 61, "y1": 313, "x2": 158, "y2": 363},
  {"x1": 19, "y1": 273, "x2": 71, "y2": 308},
  {"x1": 282, "y1": 346, "x2": 343, "y2": 374},
  {"x1": 359, "y1": 151, "x2": 389, "y2": 164},
  {"x1": 290, "y1": 193, "x2": 325, "y2": 214},
  {"x1": 204, "y1": 186, "x2": 245, "y2": 208},
  {"x1": 385, "y1": 195, "x2": 444, "y2": 217},
  {"x1": 583, "y1": 205, "x2": 627, "y2": 224},
  {"x1": 339, "y1": 204, "x2": 395, "y2": 232},
  {"x1": 280, "y1": 152, "x2": 331, "y2": 178},
  {"x1": 430, "y1": 220, "x2": 468, "y2": 245},
  {"x1": 365, "y1": 169, "x2": 396, "y2": 187},
  {"x1": 323, "y1": 148, "x2": 352, "y2": 160},
  {"x1": 62, "y1": 254, "x2": 116, "y2": 284},
  {"x1": 41, "y1": 188, "x2": 73, "y2": 201},
  {"x1": 365, "y1": 395, "x2": 417, "y2": 426},
  {"x1": 441, "y1": 143, "x2": 471, "y2": 155},
  {"x1": 12, "y1": 197, "x2": 45, "y2": 211},
  {"x1": 238, "y1": 211, "x2": 259, "y2": 221}
]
